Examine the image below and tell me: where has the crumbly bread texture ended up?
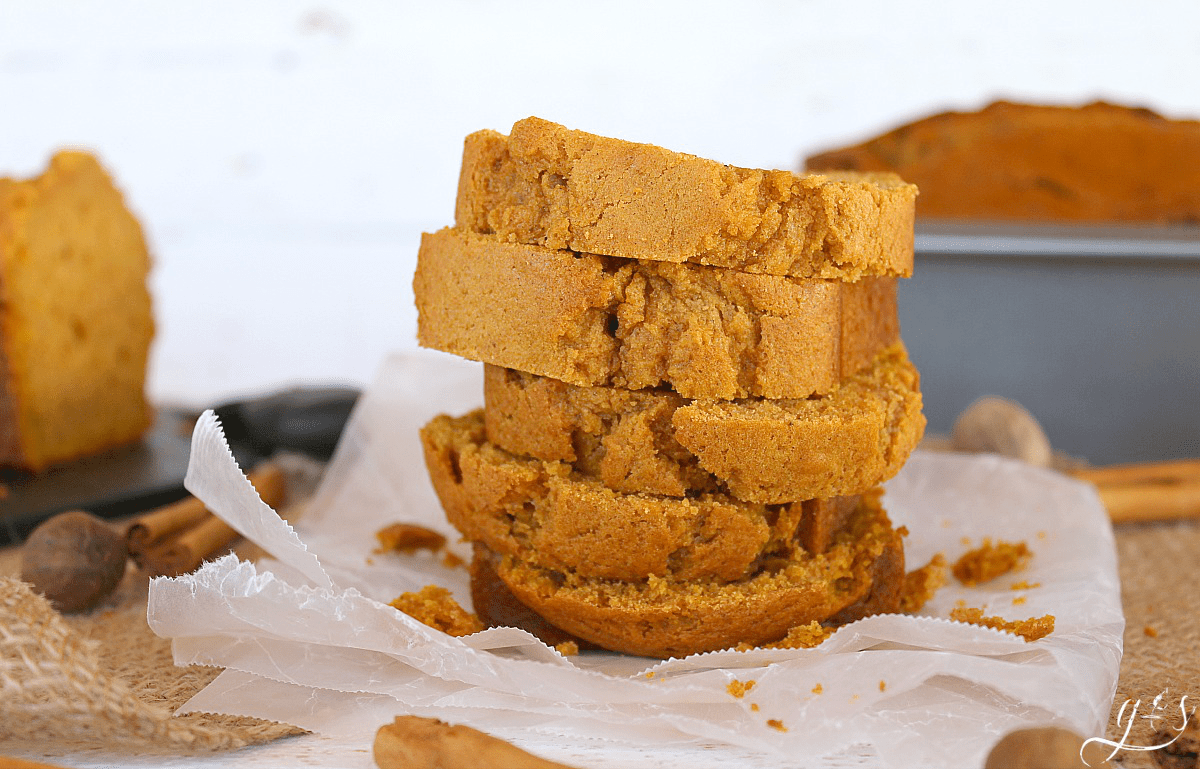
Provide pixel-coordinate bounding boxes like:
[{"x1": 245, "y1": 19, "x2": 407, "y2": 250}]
[
  {"x1": 0, "y1": 152, "x2": 154, "y2": 471},
  {"x1": 389, "y1": 585, "x2": 485, "y2": 637},
  {"x1": 421, "y1": 410, "x2": 861, "y2": 583},
  {"x1": 806, "y1": 100, "x2": 1200, "y2": 224},
  {"x1": 414, "y1": 227, "x2": 899, "y2": 400},
  {"x1": 484, "y1": 489, "x2": 904, "y2": 658},
  {"x1": 456, "y1": 117, "x2": 917, "y2": 280},
  {"x1": 484, "y1": 342, "x2": 924, "y2": 503}
]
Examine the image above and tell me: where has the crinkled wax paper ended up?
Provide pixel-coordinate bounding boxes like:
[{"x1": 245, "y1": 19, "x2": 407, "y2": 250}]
[{"x1": 147, "y1": 351, "x2": 1123, "y2": 769}]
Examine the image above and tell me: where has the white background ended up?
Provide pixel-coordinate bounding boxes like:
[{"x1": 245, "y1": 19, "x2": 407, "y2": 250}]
[{"x1": 3, "y1": 1, "x2": 1198, "y2": 407}]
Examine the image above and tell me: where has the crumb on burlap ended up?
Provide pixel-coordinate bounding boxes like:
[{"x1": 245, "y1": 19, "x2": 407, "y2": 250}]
[
  {"x1": 389, "y1": 585, "x2": 484, "y2": 636},
  {"x1": 949, "y1": 607, "x2": 1054, "y2": 642},
  {"x1": 952, "y1": 539, "x2": 1031, "y2": 586},
  {"x1": 375, "y1": 522, "x2": 446, "y2": 554},
  {"x1": 899, "y1": 553, "x2": 947, "y2": 613},
  {"x1": 1144, "y1": 624, "x2": 1159, "y2": 638},
  {"x1": 767, "y1": 719, "x2": 787, "y2": 732},
  {"x1": 555, "y1": 640, "x2": 579, "y2": 656},
  {"x1": 727, "y1": 679, "x2": 757, "y2": 699}
]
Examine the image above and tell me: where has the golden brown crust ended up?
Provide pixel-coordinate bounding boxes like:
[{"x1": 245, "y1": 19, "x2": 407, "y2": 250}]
[
  {"x1": 421, "y1": 410, "x2": 862, "y2": 583},
  {"x1": 469, "y1": 543, "x2": 594, "y2": 650},
  {"x1": 414, "y1": 227, "x2": 899, "y2": 399},
  {"x1": 484, "y1": 342, "x2": 924, "y2": 503},
  {"x1": 456, "y1": 117, "x2": 916, "y2": 279},
  {"x1": 806, "y1": 100, "x2": 1200, "y2": 224},
  {"x1": 488, "y1": 490, "x2": 904, "y2": 658},
  {"x1": 0, "y1": 151, "x2": 154, "y2": 471}
]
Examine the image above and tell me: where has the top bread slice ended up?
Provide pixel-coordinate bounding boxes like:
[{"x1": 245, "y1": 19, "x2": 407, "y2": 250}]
[
  {"x1": 0, "y1": 152, "x2": 154, "y2": 471},
  {"x1": 456, "y1": 117, "x2": 917, "y2": 280}
]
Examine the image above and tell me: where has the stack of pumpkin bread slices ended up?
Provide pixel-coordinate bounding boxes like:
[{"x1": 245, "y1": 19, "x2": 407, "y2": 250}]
[{"x1": 414, "y1": 117, "x2": 925, "y2": 658}]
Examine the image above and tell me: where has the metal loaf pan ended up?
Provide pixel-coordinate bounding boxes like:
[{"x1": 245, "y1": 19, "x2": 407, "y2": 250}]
[{"x1": 900, "y1": 220, "x2": 1200, "y2": 465}]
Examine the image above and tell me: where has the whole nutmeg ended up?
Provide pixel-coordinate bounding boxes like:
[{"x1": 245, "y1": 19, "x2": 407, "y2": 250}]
[
  {"x1": 985, "y1": 726, "x2": 1110, "y2": 768},
  {"x1": 951, "y1": 396, "x2": 1053, "y2": 468},
  {"x1": 20, "y1": 510, "x2": 127, "y2": 613}
]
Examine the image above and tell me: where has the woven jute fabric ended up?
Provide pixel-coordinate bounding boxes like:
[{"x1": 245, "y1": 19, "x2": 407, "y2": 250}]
[
  {"x1": 0, "y1": 567, "x2": 301, "y2": 756},
  {"x1": 1105, "y1": 520, "x2": 1200, "y2": 769}
]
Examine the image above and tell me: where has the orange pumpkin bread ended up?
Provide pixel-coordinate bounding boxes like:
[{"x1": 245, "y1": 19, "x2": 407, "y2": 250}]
[
  {"x1": 0, "y1": 152, "x2": 154, "y2": 471},
  {"x1": 456, "y1": 117, "x2": 917, "y2": 279},
  {"x1": 484, "y1": 342, "x2": 924, "y2": 503},
  {"x1": 806, "y1": 100, "x2": 1200, "y2": 224},
  {"x1": 484, "y1": 489, "x2": 904, "y2": 658},
  {"x1": 414, "y1": 227, "x2": 899, "y2": 400},
  {"x1": 421, "y1": 410, "x2": 861, "y2": 583}
]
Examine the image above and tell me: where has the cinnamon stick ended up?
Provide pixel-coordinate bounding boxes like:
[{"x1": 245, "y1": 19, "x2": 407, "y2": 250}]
[
  {"x1": 1069, "y1": 458, "x2": 1200, "y2": 487},
  {"x1": 130, "y1": 464, "x2": 287, "y2": 576},
  {"x1": 374, "y1": 716, "x2": 575, "y2": 769},
  {"x1": 1090, "y1": 478, "x2": 1200, "y2": 525}
]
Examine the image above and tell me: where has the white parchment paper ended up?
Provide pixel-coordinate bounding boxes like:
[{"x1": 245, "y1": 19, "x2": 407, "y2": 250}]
[{"x1": 147, "y1": 351, "x2": 1123, "y2": 769}]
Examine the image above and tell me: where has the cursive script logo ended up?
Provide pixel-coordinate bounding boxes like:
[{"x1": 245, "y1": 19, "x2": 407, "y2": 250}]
[{"x1": 1081, "y1": 690, "x2": 1195, "y2": 765}]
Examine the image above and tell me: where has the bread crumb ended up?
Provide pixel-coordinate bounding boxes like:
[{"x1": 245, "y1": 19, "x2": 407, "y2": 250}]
[
  {"x1": 767, "y1": 719, "x2": 787, "y2": 732},
  {"x1": 365, "y1": 556, "x2": 375, "y2": 566},
  {"x1": 727, "y1": 679, "x2": 757, "y2": 699},
  {"x1": 952, "y1": 539, "x2": 1031, "y2": 586},
  {"x1": 960, "y1": 536, "x2": 972, "y2": 546},
  {"x1": 375, "y1": 522, "x2": 446, "y2": 554},
  {"x1": 1144, "y1": 625, "x2": 1159, "y2": 638},
  {"x1": 555, "y1": 640, "x2": 579, "y2": 656},
  {"x1": 441, "y1": 551, "x2": 465, "y2": 569},
  {"x1": 950, "y1": 607, "x2": 1054, "y2": 642},
  {"x1": 645, "y1": 671, "x2": 655, "y2": 679},
  {"x1": 899, "y1": 553, "x2": 947, "y2": 613},
  {"x1": 1012, "y1": 596, "x2": 1027, "y2": 606},
  {"x1": 812, "y1": 683, "x2": 823, "y2": 695},
  {"x1": 1037, "y1": 530, "x2": 1047, "y2": 540},
  {"x1": 389, "y1": 585, "x2": 484, "y2": 636},
  {"x1": 750, "y1": 703, "x2": 760, "y2": 712},
  {"x1": 1010, "y1": 580, "x2": 1041, "y2": 590},
  {"x1": 879, "y1": 680, "x2": 887, "y2": 692},
  {"x1": 765, "y1": 620, "x2": 831, "y2": 649}
]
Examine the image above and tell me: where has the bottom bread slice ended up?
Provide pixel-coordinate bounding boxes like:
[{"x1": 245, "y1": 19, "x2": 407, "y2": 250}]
[
  {"x1": 472, "y1": 490, "x2": 904, "y2": 658},
  {"x1": 422, "y1": 410, "x2": 860, "y2": 583}
]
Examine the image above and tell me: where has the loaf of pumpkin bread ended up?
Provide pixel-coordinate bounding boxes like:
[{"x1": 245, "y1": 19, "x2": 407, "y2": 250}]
[
  {"x1": 0, "y1": 152, "x2": 154, "y2": 471},
  {"x1": 456, "y1": 117, "x2": 917, "y2": 279},
  {"x1": 806, "y1": 100, "x2": 1200, "y2": 223},
  {"x1": 414, "y1": 227, "x2": 899, "y2": 400}
]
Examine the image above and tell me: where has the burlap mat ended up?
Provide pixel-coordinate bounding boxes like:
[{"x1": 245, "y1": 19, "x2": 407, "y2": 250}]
[{"x1": 1, "y1": 514, "x2": 1197, "y2": 767}]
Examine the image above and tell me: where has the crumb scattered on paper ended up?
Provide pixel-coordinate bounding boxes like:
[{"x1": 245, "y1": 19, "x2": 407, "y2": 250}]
[
  {"x1": 949, "y1": 607, "x2": 1054, "y2": 642},
  {"x1": 555, "y1": 641, "x2": 579, "y2": 656},
  {"x1": 441, "y1": 551, "x2": 465, "y2": 569},
  {"x1": 388, "y1": 585, "x2": 484, "y2": 636},
  {"x1": 375, "y1": 522, "x2": 446, "y2": 554},
  {"x1": 1010, "y1": 580, "x2": 1041, "y2": 590},
  {"x1": 899, "y1": 553, "x2": 947, "y2": 612},
  {"x1": 727, "y1": 680, "x2": 756, "y2": 699},
  {"x1": 952, "y1": 539, "x2": 1031, "y2": 586},
  {"x1": 812, "y1": 683, "x2": 823, "y2": 695},
  {"x1": 767, "y1": 719, "x2": 787, "y2": 732}
]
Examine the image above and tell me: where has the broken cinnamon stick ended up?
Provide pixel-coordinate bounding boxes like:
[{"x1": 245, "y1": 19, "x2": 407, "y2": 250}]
[
  {"x1": 130, "y1": 464, "x2": 287, "y2": 576},
  {"x1": 374, "y1": 716, "x2": 575, "y2": 769},
  {"x1": 1090, "y1": 478, "x2": 1200, "y2": 525},
  {"x1": 1069, "y1": 458, "x2": 1200, "y2": 487}
]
